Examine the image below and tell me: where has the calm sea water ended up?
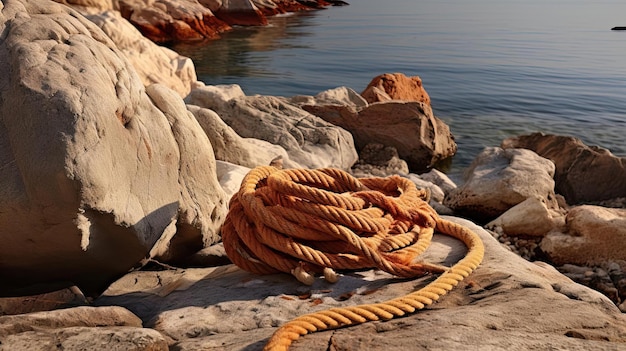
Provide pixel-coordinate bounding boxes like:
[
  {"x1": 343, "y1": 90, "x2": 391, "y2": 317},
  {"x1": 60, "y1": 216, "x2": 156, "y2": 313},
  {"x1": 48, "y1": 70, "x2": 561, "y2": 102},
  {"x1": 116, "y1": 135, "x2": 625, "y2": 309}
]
[{"x1": 173, "y1": 0, "x2": 626, "y2": 175}]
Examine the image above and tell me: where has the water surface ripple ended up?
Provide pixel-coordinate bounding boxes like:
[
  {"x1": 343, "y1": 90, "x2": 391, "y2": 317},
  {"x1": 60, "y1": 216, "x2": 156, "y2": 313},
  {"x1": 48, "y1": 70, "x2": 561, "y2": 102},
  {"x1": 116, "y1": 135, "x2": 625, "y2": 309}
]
[{"x1": 173, "y1": 0, "x2": 626, "y2": 175}]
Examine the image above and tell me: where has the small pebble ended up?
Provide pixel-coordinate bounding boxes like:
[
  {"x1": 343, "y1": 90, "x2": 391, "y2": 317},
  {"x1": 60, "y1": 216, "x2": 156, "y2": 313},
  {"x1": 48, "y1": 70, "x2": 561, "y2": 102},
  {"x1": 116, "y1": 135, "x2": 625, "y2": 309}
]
[{"x1": 595, "y1": 268, "x2": 608, "y2": 278}]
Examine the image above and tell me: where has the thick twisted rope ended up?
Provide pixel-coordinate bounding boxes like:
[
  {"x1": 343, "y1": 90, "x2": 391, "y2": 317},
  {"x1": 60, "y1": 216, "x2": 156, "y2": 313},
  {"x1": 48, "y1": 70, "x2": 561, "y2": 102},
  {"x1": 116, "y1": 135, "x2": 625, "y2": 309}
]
[{"x1": 221, "y1": 166, "x2": 484, "y2": 350}]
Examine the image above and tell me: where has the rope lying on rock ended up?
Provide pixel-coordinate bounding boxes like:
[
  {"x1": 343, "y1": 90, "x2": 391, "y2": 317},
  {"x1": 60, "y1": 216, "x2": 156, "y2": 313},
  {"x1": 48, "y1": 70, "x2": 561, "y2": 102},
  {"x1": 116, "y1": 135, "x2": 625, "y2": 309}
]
[{"x1": 222, "y1": 166, "x2": 484, "y2": 351}]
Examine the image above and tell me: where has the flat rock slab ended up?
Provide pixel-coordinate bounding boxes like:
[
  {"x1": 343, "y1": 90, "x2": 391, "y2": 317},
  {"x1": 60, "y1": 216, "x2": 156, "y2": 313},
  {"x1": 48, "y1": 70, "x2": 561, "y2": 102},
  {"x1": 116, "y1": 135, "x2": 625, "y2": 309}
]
[{"x1": 95, "y1": 217, "x2": 626, "y2": 350}]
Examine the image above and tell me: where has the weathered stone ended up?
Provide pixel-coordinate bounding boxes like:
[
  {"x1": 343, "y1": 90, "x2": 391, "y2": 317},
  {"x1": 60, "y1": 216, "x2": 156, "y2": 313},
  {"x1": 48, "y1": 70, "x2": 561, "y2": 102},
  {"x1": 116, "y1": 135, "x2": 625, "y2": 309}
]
[
  {"x1": 606, "y1": 261, "x2": 626, "y2": 306},
  {"x1": 94, "y1": 217, "x2": 626, "y2": 350},
  {"x1": 214, "y1": 0, "x2": 268, "y2": 26},
  {"x1": 559, "y1": 263, "x2": 625, "y2": 305},
  {"x1": 216, "y1": 160, "x2": 250, "y2": 200},
  {"x1": 0, "y1": 306, "x2": 142, "y2": 338},
  {"x1": 291, "y1": 86, "x2": 368, "y2": 109},
  {"x1": 144, "y1": 84, "x2": 228, "y2": 263},
  {"x1": 197, "y1": 0, "x2": 221, "y2": 11},
  {"x1": 186, "y1": 84, "x2": 358, "y2": 170},
  {"x1": 486, "y1": 196, "x2": 556, "y2": 237},
  {"x1": 361, "y1": 72, "x2": 431, "y2": 106},
  {"x1": 304, "y1": 101, "x2": 456, "y2": 173},
  {"x1": 53, "y1": 0, "x2": 116, "y2": 13},
  {"x1": 0, "y1": 287, "x2": 88, "y2": 316},
  {"x1": 186, "y1": 104, "x2": 297, "y2": 169},
  {"x1": 444, "y1": 147, "x2": 558, "y2": 222},
  {"x1": 419, "y1": 167, "x2": 457, "y2": 195},
  {"x1": 118, "y1": 0, "x2": 231, "y2": 43},
  {"x1": 252, "y1": 0, "x2": 328, "y2": 16},
  {"x1": 172, "y1": 242, "x2": 231, "y2": 268},
  {"x1": 86, "y1": 10, "x2": 197, "y2": 97},
  {"x1": 350, "y1": 143, "x2": 409, "y2": 178},
  {"x1": 502, "y1": 132, "x2": 626, "y2": 204},
  {"x1": 251, "y1": 0, "x2": 280, "y2": 15},
  {"x1": 0, "y1": 0, "x2": 225, "y2": 295},
  {"x1": 541, "y1": 205, "x2": 626, "y2": 266},
  {"x1": 0, "y1": 326, "x2": 168, "y2": 351}
]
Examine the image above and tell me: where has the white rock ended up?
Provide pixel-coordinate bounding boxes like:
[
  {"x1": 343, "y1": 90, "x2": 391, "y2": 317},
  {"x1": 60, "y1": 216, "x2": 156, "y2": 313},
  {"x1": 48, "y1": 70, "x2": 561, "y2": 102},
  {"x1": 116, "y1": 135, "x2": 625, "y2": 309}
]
[
  {"x1": 186, "y1": 85, "x2": 358, "y2": 170},
  {"x1": 215, "y1": 160, "x2": 249, "y2": 200},
  {"x1": 187, "y1": 104, "x2": 299, "y2": 169},
  {"x1": 444, "y1": 147, "x2": 557, "y2": 221},
  {"x1": 486, "y1": 196, "x2": 555, "y2": 236},
  {"x1": 541, "y1": 205, "x2": 626, "y2": 266},
  {"x1": 0, "y1": 0, "x2": 225, "y2": 294},
  {"x1": 86, "y1": 10, "x2": 197, "y2": 98},
  {"x1": 290, "y1": 86, "x2": 368, "y2": 109},
  {"x1": 419, "y1": 168, "x2": 457, "y2": 195}
]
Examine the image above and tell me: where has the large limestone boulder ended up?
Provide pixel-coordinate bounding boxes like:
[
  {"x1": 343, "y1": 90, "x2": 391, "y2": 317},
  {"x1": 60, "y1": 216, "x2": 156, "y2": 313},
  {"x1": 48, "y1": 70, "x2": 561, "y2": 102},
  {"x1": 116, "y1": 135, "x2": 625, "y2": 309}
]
[
  {"x1": 502, "y1": 132, "x2": 626, "y2": 204},
  {"x1": 444, "y1": 147, "x2": 558, "y2": 222},
  {"x1": 361, "y1": 72, "x2": 432, "y2": 106},
  {"x1": 144, "y1": 84, "x2": 228, "y2": 262},
  {"x1": 92, "y1": 217, "x2": 626, "y2": 350},
  {"x1": 304, "y1": 100, "x2": 457, "y2": 173},
  {"x1": 85, "y1": 10, "x2": 197, "y2": 97},
  {"x1": 117, "y1": 0, "x2": 231, "y2": 43},
  {"x1": 0, "y1": 0, "x2": 226, "y2": 295},
  {"x1": 541, "y1": 205, "x2": 626, "y2": 266},
  {"x1": 186, "y1": 84, "x2": 358, "y2": 170}
]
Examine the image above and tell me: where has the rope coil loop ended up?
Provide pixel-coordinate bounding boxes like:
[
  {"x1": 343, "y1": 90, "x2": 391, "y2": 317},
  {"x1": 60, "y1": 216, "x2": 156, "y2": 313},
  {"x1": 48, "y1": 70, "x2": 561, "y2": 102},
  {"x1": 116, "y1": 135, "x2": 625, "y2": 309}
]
[{"x1": 221, "y1": 166, "x2": 485, "y2": 351}]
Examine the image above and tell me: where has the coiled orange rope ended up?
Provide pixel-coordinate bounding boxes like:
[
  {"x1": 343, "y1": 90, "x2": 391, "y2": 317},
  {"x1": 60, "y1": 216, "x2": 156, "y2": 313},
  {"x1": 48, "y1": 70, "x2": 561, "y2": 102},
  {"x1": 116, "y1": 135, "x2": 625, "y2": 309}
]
[{"x1": 222, "y1": 166, "x2": 484, "y2": 351}]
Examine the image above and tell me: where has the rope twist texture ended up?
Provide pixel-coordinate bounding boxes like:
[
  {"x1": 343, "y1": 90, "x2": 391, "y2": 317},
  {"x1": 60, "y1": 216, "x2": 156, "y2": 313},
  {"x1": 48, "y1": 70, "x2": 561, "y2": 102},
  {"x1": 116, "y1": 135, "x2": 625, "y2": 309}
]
[{"x1": 222, "y1": 166, "x2": 485, "y2": 350}]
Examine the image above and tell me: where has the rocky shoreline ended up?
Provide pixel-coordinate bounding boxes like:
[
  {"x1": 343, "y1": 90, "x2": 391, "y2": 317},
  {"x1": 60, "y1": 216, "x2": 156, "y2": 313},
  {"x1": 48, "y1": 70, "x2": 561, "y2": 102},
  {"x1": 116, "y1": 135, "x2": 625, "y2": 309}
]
[{"x1": 1, "y1": 0, "x2": 625, "y2": 350}]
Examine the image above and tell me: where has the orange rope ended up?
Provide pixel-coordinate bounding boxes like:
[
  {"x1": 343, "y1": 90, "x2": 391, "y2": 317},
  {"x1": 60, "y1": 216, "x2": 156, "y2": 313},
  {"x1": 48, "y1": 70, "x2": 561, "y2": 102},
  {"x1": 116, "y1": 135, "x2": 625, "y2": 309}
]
[{"x1": 221, "y1": 166, "x2": 484, "y2": 350}]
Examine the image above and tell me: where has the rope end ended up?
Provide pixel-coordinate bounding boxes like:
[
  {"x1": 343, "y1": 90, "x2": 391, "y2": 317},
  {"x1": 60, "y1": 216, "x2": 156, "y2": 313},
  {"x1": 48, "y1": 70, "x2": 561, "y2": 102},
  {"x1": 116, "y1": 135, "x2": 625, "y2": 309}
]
[
  {"x1": 291, "y1": 265, "x2": 315, "y2": 285},
  {"x1": 323, "y1": 267, "x2": 339, "y2": 283}
]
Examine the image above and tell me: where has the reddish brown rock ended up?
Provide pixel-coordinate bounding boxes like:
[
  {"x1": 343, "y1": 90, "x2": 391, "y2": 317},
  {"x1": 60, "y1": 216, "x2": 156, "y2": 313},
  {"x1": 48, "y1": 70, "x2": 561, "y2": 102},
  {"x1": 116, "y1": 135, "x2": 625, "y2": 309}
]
[
  {"x1": 502, "y1": 133, "x2": 626, "y2": 204},
  {"x1": 252, "y1": 0, "x2": 310, "y2": 16},
  {"x1": 55, "y1": 0, "x2": 335, "y2": 44},
  {"x1": 361, "y1": 73, "x2": 431, "y2": 106},
  {"x1": 297, "y1": 0, "x2": 330, "y2": 9},
  {"x1": 303, "y1": 101, "x2": 456, "y2": 173},
  {"x1": 118, "y1": 0, "x2": 232, "y2": 43},
  {"x1": 214, "y1": 0, "x2": 267, "y2": 26}
]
